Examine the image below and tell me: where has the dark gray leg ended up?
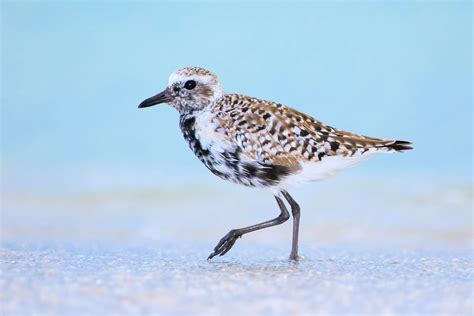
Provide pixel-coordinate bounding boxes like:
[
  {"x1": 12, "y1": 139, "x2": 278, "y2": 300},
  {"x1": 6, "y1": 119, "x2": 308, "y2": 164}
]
[
  {"x1": 282, "y1": 190, "x2": 301, "y2": 260},
  {"x1": 208, "y1": 195, "x2": 290, "y2": 260}
]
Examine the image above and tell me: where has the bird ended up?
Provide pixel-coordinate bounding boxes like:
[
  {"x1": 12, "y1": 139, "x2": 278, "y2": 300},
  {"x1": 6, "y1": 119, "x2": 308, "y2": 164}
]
[{"x1": 138, "y1": 66, "x2": 412, "y2": 261}]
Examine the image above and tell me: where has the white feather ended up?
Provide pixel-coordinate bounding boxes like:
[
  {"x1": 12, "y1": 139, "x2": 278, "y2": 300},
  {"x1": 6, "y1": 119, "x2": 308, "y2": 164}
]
[{"x1": 275, "y1": 151, "x2": 377, "y2": 191}]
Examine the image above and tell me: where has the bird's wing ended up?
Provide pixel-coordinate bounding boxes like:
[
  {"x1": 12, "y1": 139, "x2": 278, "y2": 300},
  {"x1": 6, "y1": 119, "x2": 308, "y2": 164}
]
[{"x1": 217, "y1": 94, "x2": 411, "y2": 168}]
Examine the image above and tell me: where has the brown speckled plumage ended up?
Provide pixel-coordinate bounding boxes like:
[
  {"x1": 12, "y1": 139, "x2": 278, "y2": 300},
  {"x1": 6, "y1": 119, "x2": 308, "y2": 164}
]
[
  {"x1": 213, "y1": 94, "x2": 411, "y2": 167},
  {"x1": 138, "y1": 66, "x2": 412, "y2": 260}
]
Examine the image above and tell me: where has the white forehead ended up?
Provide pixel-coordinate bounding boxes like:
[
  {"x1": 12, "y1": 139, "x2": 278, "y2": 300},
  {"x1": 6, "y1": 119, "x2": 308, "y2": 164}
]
[{"x1": 168, "y1": 72, "x2": 216, "y2": 86}]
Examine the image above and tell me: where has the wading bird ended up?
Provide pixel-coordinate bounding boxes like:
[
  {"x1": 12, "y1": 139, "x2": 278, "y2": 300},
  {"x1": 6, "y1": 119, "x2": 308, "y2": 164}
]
[{"x1": 138, "y1": 67, "x2": 412, "y2": 260}]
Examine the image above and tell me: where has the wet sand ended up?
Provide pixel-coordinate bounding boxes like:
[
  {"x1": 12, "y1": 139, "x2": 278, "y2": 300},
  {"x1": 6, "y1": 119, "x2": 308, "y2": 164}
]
[
  {"x1": 2, "y1": 242, "x2": 472, "y2": 315},
  {"x1": 1, "y1": 177, "x2": 473, "y2": 315}
]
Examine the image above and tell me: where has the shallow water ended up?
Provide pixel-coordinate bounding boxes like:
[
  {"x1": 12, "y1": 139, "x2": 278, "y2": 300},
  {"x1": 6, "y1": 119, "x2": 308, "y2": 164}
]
[{"x1": 1, "y1": 177, "x2": 473, "y2": 315}]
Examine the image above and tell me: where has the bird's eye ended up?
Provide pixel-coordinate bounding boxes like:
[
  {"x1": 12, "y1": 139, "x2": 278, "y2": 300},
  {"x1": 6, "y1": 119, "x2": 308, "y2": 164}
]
[{"x1": 184, "y1": 80, "x2": 196, "y2": 90}]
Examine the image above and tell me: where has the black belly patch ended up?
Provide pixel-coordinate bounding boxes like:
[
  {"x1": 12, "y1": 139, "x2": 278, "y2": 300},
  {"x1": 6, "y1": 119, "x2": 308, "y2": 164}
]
[{"x1": 242, "y1": 162, "x2": 291, "y2": 186}]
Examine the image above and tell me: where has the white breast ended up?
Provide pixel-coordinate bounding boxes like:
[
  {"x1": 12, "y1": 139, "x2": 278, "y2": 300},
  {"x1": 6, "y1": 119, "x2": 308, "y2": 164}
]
[
  {"x1": 194, "y1": 111, "x2": 231, "y2": 151},
  {"x1": 193, "y1": 111, "x2": 238, "y2": 175}
]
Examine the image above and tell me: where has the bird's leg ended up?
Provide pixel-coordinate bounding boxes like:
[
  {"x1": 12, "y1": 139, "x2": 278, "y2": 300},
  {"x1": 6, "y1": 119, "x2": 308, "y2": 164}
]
[
  {"x1": 207, "y1": 195, "x2": 290, "y2": 260},
  {"x1": 282, "y1": 190, "x2": 301, "y2": 261}
]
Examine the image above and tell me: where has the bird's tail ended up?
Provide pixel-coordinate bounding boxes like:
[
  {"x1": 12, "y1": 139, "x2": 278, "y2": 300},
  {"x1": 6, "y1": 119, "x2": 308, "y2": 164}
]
[{"x1": 385, "y1": 140, "x2": 413, "y2": 152}]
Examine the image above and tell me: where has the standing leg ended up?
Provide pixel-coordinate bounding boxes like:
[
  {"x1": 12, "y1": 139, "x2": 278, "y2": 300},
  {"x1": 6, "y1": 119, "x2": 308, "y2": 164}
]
[
  {"x1": 208, "y1": 195, "x2": 290, "y2": 260},
  {"x1": 282, "y1": 190, "x2": 300, "y2": 260}
]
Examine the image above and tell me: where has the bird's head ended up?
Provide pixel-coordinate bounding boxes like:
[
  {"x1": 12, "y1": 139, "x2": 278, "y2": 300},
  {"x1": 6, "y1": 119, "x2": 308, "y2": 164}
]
[{"x1": 138, "y1": 67, "x2": 224, "y2": 113}]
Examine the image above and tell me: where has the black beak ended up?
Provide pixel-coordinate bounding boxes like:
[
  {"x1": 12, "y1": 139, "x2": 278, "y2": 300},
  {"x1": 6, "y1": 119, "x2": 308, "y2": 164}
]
[{"x1": 138, "y1": 88, "x2": 173, "y2": 108}]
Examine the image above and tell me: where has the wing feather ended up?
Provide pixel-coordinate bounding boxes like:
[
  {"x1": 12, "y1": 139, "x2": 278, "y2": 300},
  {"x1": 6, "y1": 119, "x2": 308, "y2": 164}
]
[{"x1": 215, "y1": 94, "x2": 411, "y2": 167}]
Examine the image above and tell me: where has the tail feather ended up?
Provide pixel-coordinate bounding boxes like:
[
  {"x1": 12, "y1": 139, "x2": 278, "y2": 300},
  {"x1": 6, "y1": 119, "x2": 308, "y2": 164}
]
[{"x1": 386, "y1": 140, "x2": 413, "y2": 152}]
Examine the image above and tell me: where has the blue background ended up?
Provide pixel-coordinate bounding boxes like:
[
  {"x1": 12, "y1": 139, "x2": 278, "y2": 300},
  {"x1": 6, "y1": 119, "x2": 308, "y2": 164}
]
[
  {"x1": 1, "y1": 5, "x2": 472, "y2": 313},
  {"x1": 2, "y1": 1, "x2": 472, "y2": 191}
]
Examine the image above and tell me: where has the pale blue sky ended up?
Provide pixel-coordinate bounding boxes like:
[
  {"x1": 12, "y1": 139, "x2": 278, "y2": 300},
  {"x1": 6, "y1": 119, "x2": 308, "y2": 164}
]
[{"x1": 1, "y1": 1, "x2": 472, "y2": 189}]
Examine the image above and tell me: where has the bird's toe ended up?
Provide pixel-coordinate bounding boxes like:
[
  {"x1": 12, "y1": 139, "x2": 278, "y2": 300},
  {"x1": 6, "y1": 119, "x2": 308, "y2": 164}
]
[{"x1": 207, "y1": 230, "x2": 241, "y2": 260}]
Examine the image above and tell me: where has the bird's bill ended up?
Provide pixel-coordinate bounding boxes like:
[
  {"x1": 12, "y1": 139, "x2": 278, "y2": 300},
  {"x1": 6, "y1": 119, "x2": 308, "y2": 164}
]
[{"x1": 138, "y1": 88, "x2": 173, "y2": 108}]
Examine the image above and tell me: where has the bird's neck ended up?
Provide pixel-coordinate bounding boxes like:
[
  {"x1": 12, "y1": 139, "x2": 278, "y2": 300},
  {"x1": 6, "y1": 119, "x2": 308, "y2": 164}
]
[{"x1": 175, "y1": 97, "x2": 221, "y2": 116}]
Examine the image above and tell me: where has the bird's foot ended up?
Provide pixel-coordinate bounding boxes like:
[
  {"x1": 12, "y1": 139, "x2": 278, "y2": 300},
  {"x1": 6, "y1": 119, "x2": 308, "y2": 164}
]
[
  {"x1": 289, "y1": 252, "x2": 299, "y2": 261},
  {"x1": 207, "y1": 230, "x2": 242, "y2": 260}
]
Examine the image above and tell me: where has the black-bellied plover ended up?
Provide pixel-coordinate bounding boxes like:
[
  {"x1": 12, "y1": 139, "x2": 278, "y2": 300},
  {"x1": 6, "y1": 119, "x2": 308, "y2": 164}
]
[{"x1": 138, "y1": 67, "x2": 412, "y2": 260}]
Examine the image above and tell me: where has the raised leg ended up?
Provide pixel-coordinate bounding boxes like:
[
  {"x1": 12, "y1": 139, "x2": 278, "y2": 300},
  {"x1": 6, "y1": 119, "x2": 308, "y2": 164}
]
[
  {"x1": 282, "y1": 190, "x2": 300, "y2": 260},
  {"x1": 208, "y1": 195, "x2": 290, "y2": 260}
]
